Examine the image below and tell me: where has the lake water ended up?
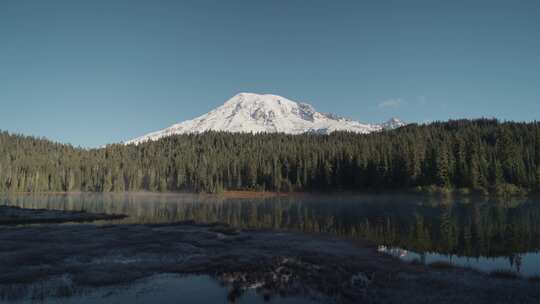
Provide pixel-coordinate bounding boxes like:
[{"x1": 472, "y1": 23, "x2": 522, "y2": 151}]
[
  {"x1": 2, "y1": 192, "x2": 540, "y2": 277},
  {"x1": 2, "y1": 273, "x2": 312, "y2": 304}
]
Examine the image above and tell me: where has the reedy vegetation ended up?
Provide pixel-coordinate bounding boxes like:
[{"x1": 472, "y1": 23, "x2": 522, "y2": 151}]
[{"x1": 0, "y1": 119, "x2": 539, "y2": 194}]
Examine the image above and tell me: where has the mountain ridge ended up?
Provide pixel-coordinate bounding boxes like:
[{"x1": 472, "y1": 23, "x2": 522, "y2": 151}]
[{"x1": 125, "y1": 93, "x2": 405, "y2": 145}]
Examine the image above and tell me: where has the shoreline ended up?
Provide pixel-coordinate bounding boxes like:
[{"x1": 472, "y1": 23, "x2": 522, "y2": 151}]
[
  {"x1": 0, "y1": 206, "x2": 538, "y2": 303},
  {"x1": 2, "y1": 187, "x2": 538, "y2": 199},
  {"x1": 1, "y1": 219, "x2": 538, "y2": 303},
  {"x1": 0, "y1": 205, "x2": 126, "y2": 225}
]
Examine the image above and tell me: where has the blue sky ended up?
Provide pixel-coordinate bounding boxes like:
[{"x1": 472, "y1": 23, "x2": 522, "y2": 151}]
[{"x1": 1, "y1": 0, "x2": 539, "y2": 147}]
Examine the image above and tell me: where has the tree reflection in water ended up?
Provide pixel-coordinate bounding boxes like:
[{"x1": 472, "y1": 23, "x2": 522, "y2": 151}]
[{"x1": 2, "y1": 193, "x2": 540, "y2": 274}]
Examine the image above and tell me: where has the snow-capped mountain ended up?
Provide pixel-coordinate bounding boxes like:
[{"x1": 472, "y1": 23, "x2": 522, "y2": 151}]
[
  {"x1": 125, "y1": 93, "x2": 405, "y2": 145},
  {"x1": 381, "y1": 117, "x2": 405, "y2": 130}
]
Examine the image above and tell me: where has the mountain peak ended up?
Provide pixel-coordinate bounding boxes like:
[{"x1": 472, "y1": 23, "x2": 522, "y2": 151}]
[
  {"x1": 382, "y1": 117, "x2": 405, "y2": 129},
  {"x1": 227, "y1": 92, "x2": 288, "y2": 102},
  {"x1": 224, "y1": 92, "x2": 298, "y2": 109},
  {"x1": 124, "y1": 93, "x2": 406, "y2": 145}
]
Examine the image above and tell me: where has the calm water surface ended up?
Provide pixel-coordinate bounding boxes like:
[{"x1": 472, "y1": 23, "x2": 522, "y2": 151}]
[
  {"x1": 2, "y1": 192, "x2": 540, "y2": 277},
  {"x1": 5, "y1": 274, "x2": 311, "y2": 304}
]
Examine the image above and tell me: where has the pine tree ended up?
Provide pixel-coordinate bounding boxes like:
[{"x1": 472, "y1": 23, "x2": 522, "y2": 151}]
[
  {"x1": 435, "y1": 146, "x2": 450, "y2": 187},
  {"x1": 0, "y1": 119, "x2": 537, "y2": 194}
]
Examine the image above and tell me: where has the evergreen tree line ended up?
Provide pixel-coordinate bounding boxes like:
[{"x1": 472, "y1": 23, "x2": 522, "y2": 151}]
[{"x1": 1, "y1": 119, "x2": 539, "y2": 194}]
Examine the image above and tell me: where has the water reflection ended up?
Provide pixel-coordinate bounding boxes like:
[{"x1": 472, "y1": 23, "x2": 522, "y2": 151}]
[
  {"x1": 0, "y1": 274, "x2": 313, "y2": 304},
  {"x1": 2, "y1": 192, "x2": 540, "y2": 276}
]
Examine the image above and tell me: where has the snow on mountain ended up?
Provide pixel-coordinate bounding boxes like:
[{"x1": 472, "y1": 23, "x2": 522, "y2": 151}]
[
  {"x1": 125, "y1": 93, "x2": 405, "y2": 145},
  {"x1": 381, "y1": 117, "x2": 405, "y2": 130}
]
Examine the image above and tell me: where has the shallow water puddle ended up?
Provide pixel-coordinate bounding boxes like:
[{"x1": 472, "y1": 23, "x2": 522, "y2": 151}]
[{"x1": 2, "y1": 274, "x2": 314, "y2": 304}]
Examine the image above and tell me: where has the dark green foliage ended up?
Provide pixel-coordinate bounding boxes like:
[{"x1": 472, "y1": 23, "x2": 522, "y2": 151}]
[{"x1": 0, "y1": 119, "x2": 538, "y2": 194}]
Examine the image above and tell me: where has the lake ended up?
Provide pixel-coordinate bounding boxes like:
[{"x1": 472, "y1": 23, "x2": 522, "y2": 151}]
[
  {"x1": 2, "y1": 273, "x2": 311, "y2": 304},
  {"x1": 1, "y1": 192, "x2": 540, "y2": 277}
]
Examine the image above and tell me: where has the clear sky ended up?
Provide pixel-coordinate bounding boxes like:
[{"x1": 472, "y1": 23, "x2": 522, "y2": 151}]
[{"x1": 1, "y1": 0, "x2": 539, "y2": 147}]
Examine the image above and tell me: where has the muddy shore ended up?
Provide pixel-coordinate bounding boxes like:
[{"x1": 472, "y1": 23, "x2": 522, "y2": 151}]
[
  {"x1": 0, "y1": 217, "x2": 539, "y2": 303},
  {"x1": 0, "y1": 206, "x2": 126, "y2": 225}
]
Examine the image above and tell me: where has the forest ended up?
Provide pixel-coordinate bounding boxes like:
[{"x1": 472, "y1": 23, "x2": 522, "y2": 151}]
[{"x1": 0, "y1": 119, "x2": 539, "y2": 195}]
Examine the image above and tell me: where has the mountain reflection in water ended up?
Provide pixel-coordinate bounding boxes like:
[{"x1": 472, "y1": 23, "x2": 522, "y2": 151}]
[{"x1": 2, "y1": 192, "x2": 540, "y2": 276}]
